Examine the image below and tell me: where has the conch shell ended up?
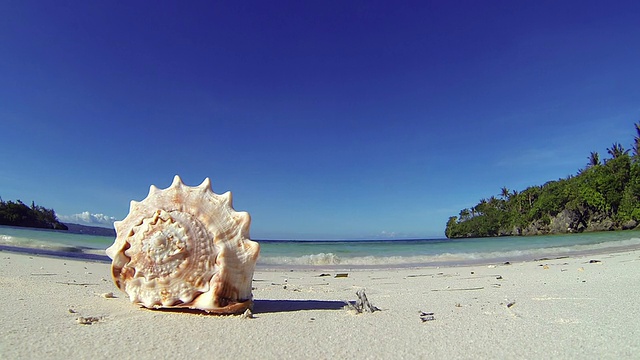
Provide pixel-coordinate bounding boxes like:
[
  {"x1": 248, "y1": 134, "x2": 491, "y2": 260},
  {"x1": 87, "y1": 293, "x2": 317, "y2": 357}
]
[{"x1": 105, "y1": 176, "x2": 260, "y2": 314}]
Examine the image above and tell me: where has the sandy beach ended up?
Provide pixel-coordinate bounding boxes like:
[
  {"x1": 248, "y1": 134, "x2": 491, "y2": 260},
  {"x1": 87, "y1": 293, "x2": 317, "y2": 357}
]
[{"x1": 1, "y1": 248, "x2": 639, "y2": 359}]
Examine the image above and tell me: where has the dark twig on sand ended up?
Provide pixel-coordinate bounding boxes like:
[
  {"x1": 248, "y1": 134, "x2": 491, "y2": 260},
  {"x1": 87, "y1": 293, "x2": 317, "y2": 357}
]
[
  {"x1": 420, "y1": 311, "x2": 435, "y2": 322},
  {"x1": 56, "y1": 282, "x2": 99, "y2": 286}
]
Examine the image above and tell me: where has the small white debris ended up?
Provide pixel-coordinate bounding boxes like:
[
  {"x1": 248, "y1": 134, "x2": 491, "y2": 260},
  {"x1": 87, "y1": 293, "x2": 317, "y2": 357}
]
[{"x1": 241, "y1": 309, "x2": 254, "y2": 319}]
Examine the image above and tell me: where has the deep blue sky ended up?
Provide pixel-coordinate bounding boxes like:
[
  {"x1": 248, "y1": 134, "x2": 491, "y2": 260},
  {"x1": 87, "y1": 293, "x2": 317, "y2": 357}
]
[{"x1": 1, "y1": 1, "x2": 639, "y2": 239}]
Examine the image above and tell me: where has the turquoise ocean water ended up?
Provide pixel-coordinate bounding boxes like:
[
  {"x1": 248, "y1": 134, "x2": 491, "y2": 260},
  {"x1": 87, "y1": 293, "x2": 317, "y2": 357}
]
[{"x1": 1, "y1": 225, "x2": 639, "y2": 269}]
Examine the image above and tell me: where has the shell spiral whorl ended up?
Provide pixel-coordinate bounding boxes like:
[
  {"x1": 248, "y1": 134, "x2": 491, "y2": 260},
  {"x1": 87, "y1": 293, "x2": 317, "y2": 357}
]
[{"x1": 106, "y1": 175, "x2": 260, "y2": 314}]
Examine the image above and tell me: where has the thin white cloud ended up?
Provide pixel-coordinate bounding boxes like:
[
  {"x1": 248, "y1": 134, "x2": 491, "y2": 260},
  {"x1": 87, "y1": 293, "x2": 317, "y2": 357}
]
[
  {"x1": 58, "y1": 211, "x2": 118, "y2": 228},
  {"x1": 379, "y1": 230, "x2": 397, "y2": 238}
]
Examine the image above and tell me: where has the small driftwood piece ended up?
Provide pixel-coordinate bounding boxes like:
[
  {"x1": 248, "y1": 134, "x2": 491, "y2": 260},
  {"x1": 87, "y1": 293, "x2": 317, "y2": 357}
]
[
  {"x1": 347, "y1": 289, "x2": 380, "y2": 313},
  {"x1": 56, "y1": 282, "x2": 99, "y2": 286}
]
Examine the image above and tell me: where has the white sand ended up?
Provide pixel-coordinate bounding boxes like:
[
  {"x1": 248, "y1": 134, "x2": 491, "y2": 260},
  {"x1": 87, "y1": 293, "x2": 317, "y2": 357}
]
[{"x1": 1, "y1": 249, "x2": 639, "y2": 359}]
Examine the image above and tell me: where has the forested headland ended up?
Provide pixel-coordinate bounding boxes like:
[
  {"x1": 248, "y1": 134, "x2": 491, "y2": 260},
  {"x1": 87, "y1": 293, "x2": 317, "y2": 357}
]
[
  {"x1": 446, "y1": 122, "x2": 640, "y2": 238},
  {"x1": 0, "y1": 199, "x2": 68, "y2": 230}
]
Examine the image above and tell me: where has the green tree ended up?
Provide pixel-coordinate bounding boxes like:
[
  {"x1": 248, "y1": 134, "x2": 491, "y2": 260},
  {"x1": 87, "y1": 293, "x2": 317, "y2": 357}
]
[
  {"x1": 607, "y1": 143, "x2": 628, "y2": 159},
  {"x1": 588, "y1": 152, "x2": 601, "y2": 167},
  {"x1": 500, "y1": 186, "x2": 510, "y2": 200},
  {"x1": 632, "y1": 122, "x2": 640, "y2": 162},
  {"x1": 459, "y1": 208, "x2": 471, "y2": 221}
]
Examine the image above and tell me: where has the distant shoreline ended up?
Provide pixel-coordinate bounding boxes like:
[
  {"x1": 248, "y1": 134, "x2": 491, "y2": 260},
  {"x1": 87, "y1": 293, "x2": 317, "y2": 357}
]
[
  {"x1": 63, "y1": 223, "x2": 116, "y2": 237},
  {"x1": 0, "y1": 223, "x2": 116, "y2": 237}
]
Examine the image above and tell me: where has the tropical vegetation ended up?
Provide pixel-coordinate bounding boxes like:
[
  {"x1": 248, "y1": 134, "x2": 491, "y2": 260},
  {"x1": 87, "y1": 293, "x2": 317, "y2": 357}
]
[
  {"x1": 0, "y1": 199, "x2": 68, "y2": 230},
  {"x1": 445, "y1": 122, "x2": 640, "y2": 238}
]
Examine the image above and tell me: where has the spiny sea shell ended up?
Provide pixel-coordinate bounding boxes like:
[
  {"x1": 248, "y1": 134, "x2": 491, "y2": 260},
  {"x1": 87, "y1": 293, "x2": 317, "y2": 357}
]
[{"x1": 105, "y1": 176, "x2": 260, "y2": 314}]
